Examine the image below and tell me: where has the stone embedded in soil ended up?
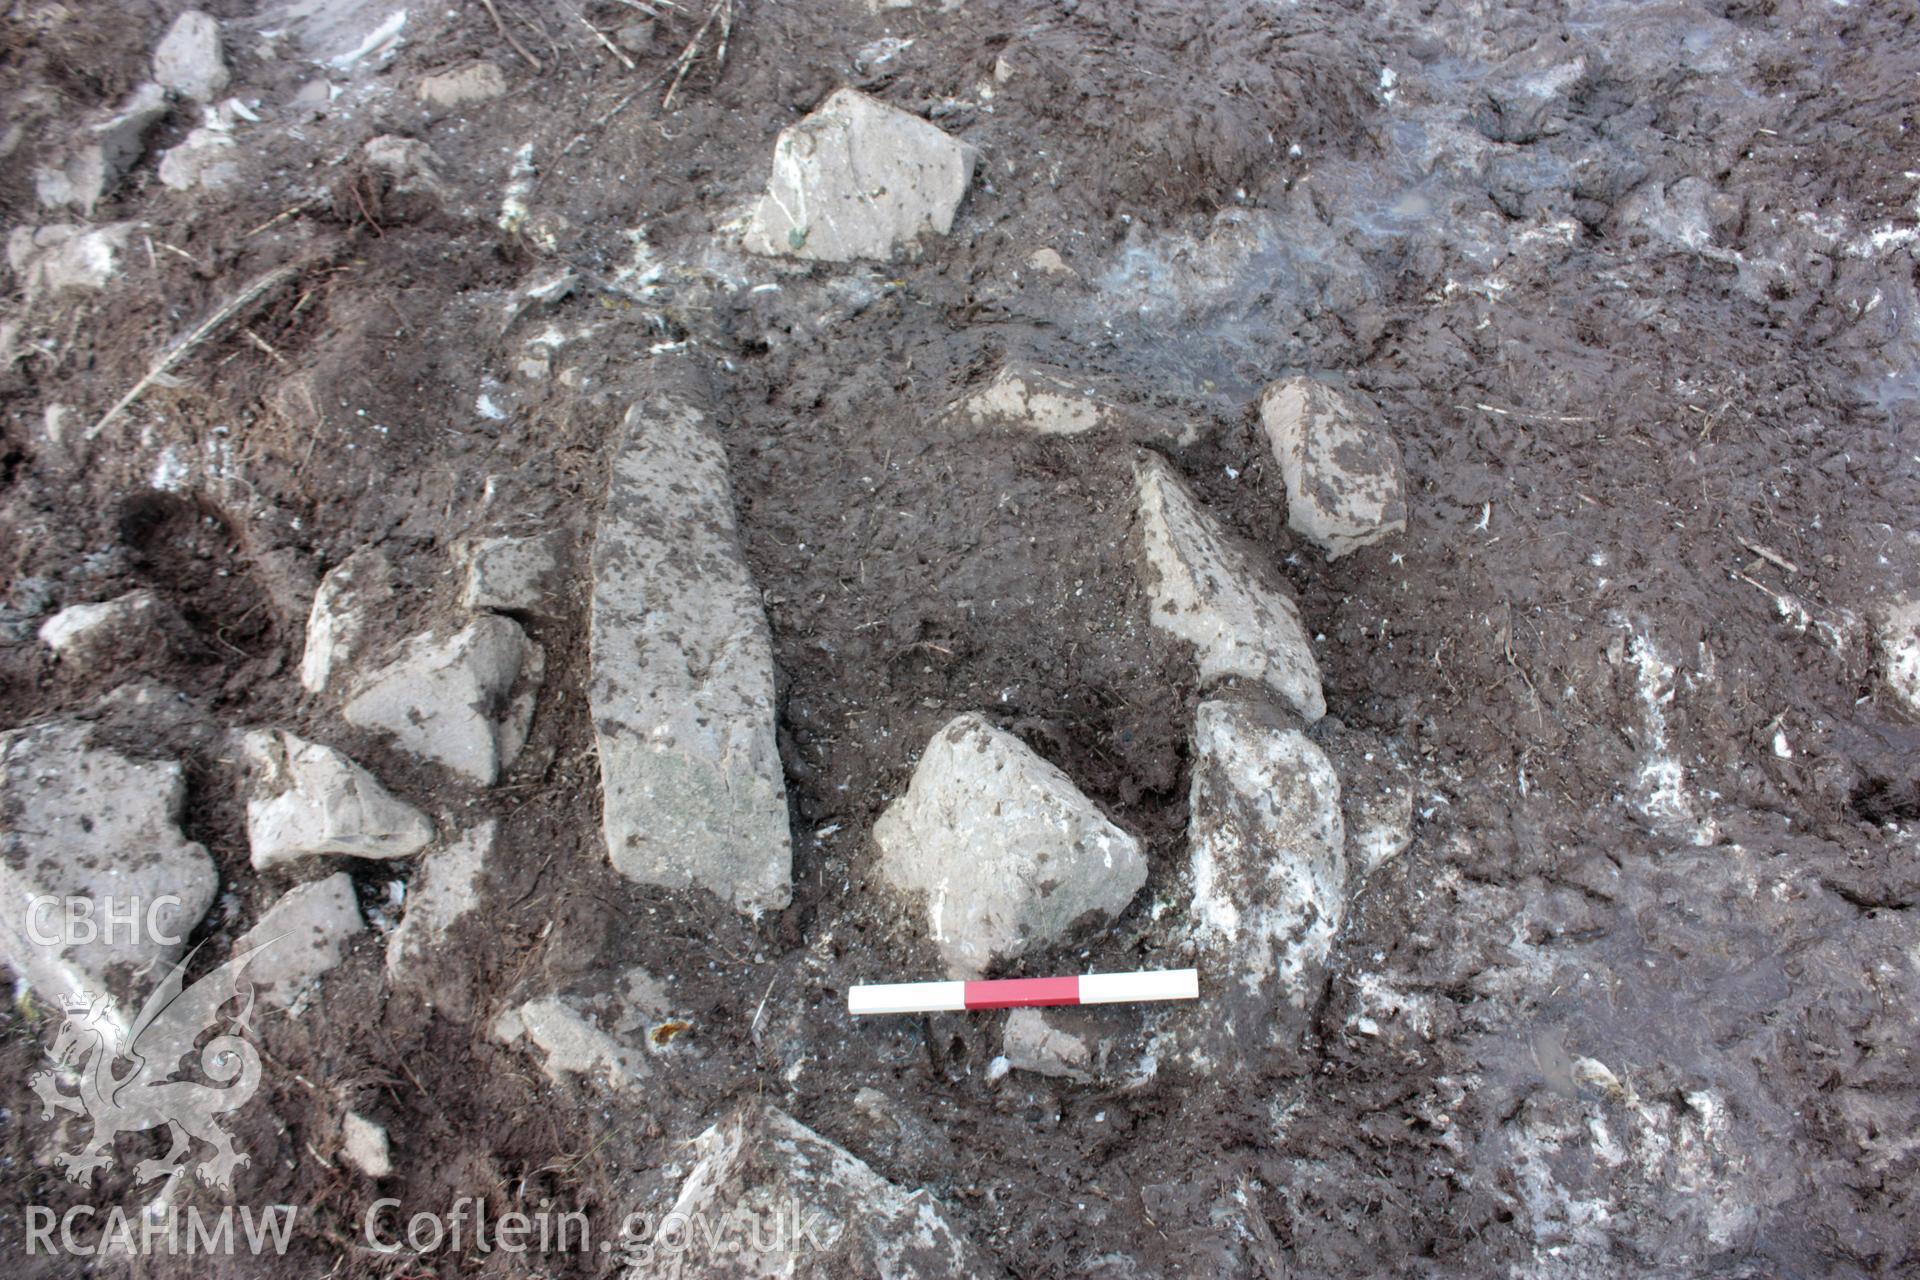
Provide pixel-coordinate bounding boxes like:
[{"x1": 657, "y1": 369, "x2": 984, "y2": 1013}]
[
  {"x1": 873, "y1": 713, "x2": 1146, "y2": 978},
  {"x1": 1002, "y1": 1007, "x2": 1095, "y2": 1081},
  {"x1": 635, "y1": 1103, "x2": 1005, "y2": 1280},
  {"x1": 385, "y1": 820, "x2": 491, "y2": 983},
  {"x1": 741, "y1": 87, "x2": 978, "y2": 263},
  {"x1": 37, "y1": 588, "x2": 183, "y2": 673},
  {"x1": 1134, "y1": 454, "x2": 1326, "y2": 722},
  {"x1": 960, "y1": 365, "x2": 1115, "y2": 435},
  {"x1": 158, "y1": 125, "x2": 242, "y2": 192},
  {"x1": 1187, "y1": 698, "x2": 1348, "y2": 1055},
  {"x1": 341, "y1": 615, "x2": 545, "y2": 785},
  {"x1": 459, "y1": 531, "x2": 565, "y2": 615},
  {"x1": 361, "y1": 135, "x2": 449, "y2": 198},
  {"x1": 1258, "y1": 377, "x2": 1409, "y2": 560},
  {"x1": 341, "y1": 1112, "x2": 392, "y2": 1178},
  {"x1": 1877, "y1": 595, "x2": 1920, "y2": 718},
  {"x1": 153, "y1": 11, "x2": 229, "y2": 102},
  {"x1": 0, "y1": 722, "x2": 217, "y2": 1011},
  {"x1": 242, "y1": 728, "x2": 434, "y2": 870},
  {"x1": 416, "y1": 61, "x2": 507, "y2": 111},
  {"x1": 7, "y1": 223, "x2": 136, "y2": 295},
  {"x1": 496, "y1": 996, "x2": 649, "y2": 1089},
  {"x1": 34, "y1": 82, "x2": 168, "y2": 213},
  {"x1": 234, "y1": 872, "x2": 364, "y2": 1009},
  {"x1": 300, "y1": 547, "x2": 394, "y2": 694},
  {"x1": 590, "y1": 377, "x2": 792, "y2": 915}
]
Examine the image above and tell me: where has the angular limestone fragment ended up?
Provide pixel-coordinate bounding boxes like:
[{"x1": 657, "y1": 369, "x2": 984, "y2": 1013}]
[
  {"x1": 1135, "y1": 454, "x2": 1325, "y2": 721},
  {"x1": 0, "y1": 723, "x2": 216, "y2": 1011},
  {"x1": 341, "y1": 616, "x2": 544, "y2": 785},
  {"x1": 962, "y1": 365, "x2": 1114, "y2": 435},
  {"x1": 742, "y1": 88, "x2": 977, "y2": 262},
  {"x1": 1258, "y1": 378, "x2": 1408, "y2": 559},
  {"x1": 1187, "y1": 698, "x2": 1347, "y2": 1056},
  {"x1": 635, "y1": 1104, "x2": 1005, "y2": 1279},
  {"x1": 153, "y1": 11, "x2": 230, "y2": 102},
  {"x1": 875, "y1": 713, "x2": 1145, "y2": 978},
  {"x1": 385, "y1": 820, "x2": 492, "y2": 982},
  {"x1": 242, "y1": 729, "x2": 434, "y2": 869},
  {"x1": 301, "y1": 547, "x2": 393, "y2": 694},
  {"x1": 234, "y1": 873, "x2": 364, "y2": 1009}
]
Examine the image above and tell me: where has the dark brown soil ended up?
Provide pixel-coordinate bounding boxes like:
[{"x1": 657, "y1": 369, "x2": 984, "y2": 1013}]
[{"x1": 3, "y1": 0, "x2": 1918, "y2": 1276}]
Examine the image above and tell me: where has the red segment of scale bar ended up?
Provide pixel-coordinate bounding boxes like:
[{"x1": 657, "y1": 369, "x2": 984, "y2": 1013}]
[{"x1": 962, "y1": 975, "x2": 1081, "y2": 1010}]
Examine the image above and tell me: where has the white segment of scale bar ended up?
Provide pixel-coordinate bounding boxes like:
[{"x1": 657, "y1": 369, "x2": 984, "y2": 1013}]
[
  {"x1": 1078, "y1": 969, "x2": 1198, "y2": 1005},
  {"x1": 847, "y1": 980, "x2": 968, "y2": 1016}
]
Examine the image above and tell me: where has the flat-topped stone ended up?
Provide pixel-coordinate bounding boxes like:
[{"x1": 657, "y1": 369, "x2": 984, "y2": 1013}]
[{"x1": 590, "y1": 362, "x2": 792, "y2": 915}]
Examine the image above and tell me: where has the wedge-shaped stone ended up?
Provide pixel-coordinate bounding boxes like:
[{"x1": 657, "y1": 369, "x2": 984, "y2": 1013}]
[
  {"x1": 301, "y1": 547, "x2": 393, "y2": 694},
  {"x1": 0, "y1": 723, "x2": 216, "y2": 1010},
  {"x1": 743, "y1": 87, "x2": 977, "y2": 262},
  {"x1": 234, "y1": 873, "x2": 364, "y2": 1009},
  {"x1": 386, "y1": 820, "x2": 492, "y2": 982},
  {"x1": 1134, "y1": 454, "x2": 1325, "y2": 721},
  {"x1": 242, "y1": 729, "x2": 434, "y2": 869},
  {"x1": 342, "y1": 616, "x2": 544, "y2": 785},
  {"x1": 1259, "y1": 378, "x2": 1408, "y2": 559},
  {"x1": 1188, "y1": 698, "x2": 1347, "y2": 1058},
  {"x1": 875, "y1": 713, "x2": 1145, "y2": 977},
  {"x1": 635, "y1": 1104, "x2": 1005, "y2": 1279},
  {"x1": 590, "y1": 370, "x2": 791, "y2": 915}
]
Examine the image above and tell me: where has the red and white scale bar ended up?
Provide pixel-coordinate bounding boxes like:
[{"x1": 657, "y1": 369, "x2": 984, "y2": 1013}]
[{"x1": 848, "y1": 968, "x2": 1198, "y2": 1016}]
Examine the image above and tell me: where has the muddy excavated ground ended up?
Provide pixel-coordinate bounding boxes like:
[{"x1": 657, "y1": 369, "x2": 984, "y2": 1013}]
[{"x1": 2, "y1": 0, "x2": 1918, "y2": 1276}]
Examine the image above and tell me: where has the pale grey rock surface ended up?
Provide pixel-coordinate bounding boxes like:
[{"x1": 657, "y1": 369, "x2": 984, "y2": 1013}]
[
  {"x1": 341, "y1": 615, "x2": 544, "y2": 785},
  {"x1": 495, "y1": 996, "x2": 649, "y2": 1089},
  {"x1": 416, "y1": 61, "x2": 506, "y2": 110},
  {"x1": 1134, "y1": 454, "x2": 1325, "y2": 722},
  {"x1": 0, "y1": 723, "x2": 216, "y2": 1010},
  {"x1": 1187, "y1": 698, "x2": 1347, "y2": 1058},
  {"x1": 242, "y1": 728, "x2": 434, "y2": 869},
  {"x1": 341, "y1": 1112, "x2": 392, "y2": 1178},
  {"x1": 961, "y1": 365, "x2": 1114, "y2": 435},
  {"x1": 234, "y1": 873, "x2": 364, "y2": 1009},
  {"x1": 634, "y1": 1104, "x2": 1005, "y2": 1279},
  {"x1": 34, "y1": 82, "x2": 168, "y2": 213},
  {"x1": 158, "y1": 124, "x2": 242, "y2": 192},
  {"x1": 385, "y1": 820, "x2": 492, "y2": 981},
  {"x1": 37, "y1": 588, "x2": 181, "y2": 671},
  {"x1": 153, "y1": 11, "x2": 229, "y2": 102},
  {"x1": 874, "y1": 713, "x2": 1146, "y2": 977},
  {"x1": 301, "y1": 547, "x2": 393, "y2": 694},
  {"x1": 1879, "y1": 595, "x2": 1920, "y2": 717},
  {"x1": 742, "y1": 87, "x2": 977, "y2": 263},
  {"x1": 1258, "y1": 378, "x2": 1408, "y2": 559},
  {"x1": 8, "y1": 223, "x2": 135, "y2": 295},
  {"x1": 460, "y1": 531, "x2": 565, "y2": 615},
  {"x1": 590, "y1": 372, "x2": 791, "y2": 915},
  {"x1": 1002, "y1": 1007, "x2": 1094, "y2": 1081}
]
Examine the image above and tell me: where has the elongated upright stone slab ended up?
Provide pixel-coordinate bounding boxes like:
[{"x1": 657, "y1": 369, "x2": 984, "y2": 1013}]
[
  {"x1": 1187, "y1": 697, "x2": 1348, "y2": 1062},
  {"x1": 590, "y1": 363, "x2": 792, "y2": 915}
]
